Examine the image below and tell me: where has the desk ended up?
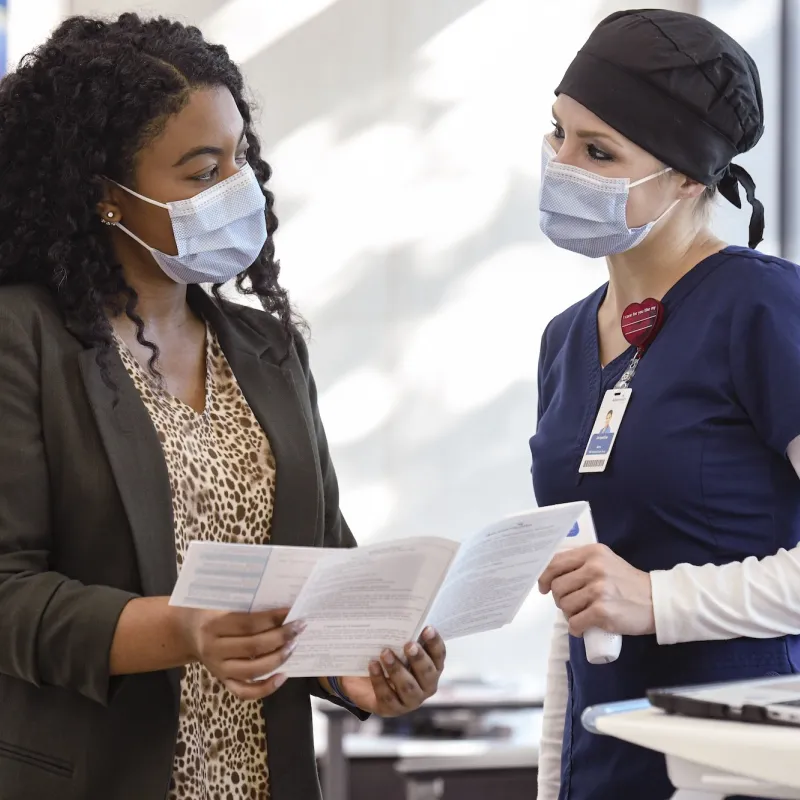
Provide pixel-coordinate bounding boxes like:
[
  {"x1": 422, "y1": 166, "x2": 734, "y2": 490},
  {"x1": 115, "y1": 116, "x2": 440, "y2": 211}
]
[
  {"x1": 396, "y1": 743, "x2": 538, "y2": 800},
  {"x1": 583, "y1": 700, "x2": 800, "y2": 799},
  {"x1": 317, "y1": 689, "x2": 543, "y2": 800}
]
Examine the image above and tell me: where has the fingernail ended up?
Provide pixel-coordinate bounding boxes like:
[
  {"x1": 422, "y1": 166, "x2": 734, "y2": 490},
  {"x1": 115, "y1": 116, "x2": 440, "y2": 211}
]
[
  {"x1": 283, "y1": 640, "x2": 298, "y2": 658},
  {"x1": 423, "y1": 627, "x2": 437, "y2": 641},
  {"x1": 292, "y1": 621, "x2": 307, "y2": 636},
  {"x1": 369, "y1": 661, "x2": 382, "y2": 676},
  {"x1": 273, "y1": 673, "x2": 288, "y2": 689},
  {"x1": 382, "y1": 649, "x2": 395, "y2": 666},
  {"x1": 407, "y1": 642, "x2": 420, "y2": 657}
]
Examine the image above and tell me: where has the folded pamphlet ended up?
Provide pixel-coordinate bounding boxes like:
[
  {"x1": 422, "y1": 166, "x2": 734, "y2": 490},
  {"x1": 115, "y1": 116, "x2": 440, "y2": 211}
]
[{"x1": 169, "y1": 501, "x2": 587, "y2": 676}]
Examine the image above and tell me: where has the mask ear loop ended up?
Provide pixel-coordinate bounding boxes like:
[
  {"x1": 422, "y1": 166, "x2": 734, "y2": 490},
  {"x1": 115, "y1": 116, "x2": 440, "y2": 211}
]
[
  {"x1": 629, "y1": 166, "x2": 672, "y2": 188},
  {"x1": 628, "y1": 167, "x2": 679, "y2": 228},
  {"x1": 105, "y1": 178, "x2": 170, "y2": 209},
  {"x1": 100, "y1": 177, "x2": 170, "y2": 253},
  {"x1": 652, "y1": 198, "x2": 681, "y2": 226},
  {"x1": 115, "y1": 222, "x2": 159, "y2": 253}
]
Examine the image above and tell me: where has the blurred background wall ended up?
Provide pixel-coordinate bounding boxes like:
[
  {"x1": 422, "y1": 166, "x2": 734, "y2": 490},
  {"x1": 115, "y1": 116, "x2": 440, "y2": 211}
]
[{"x1": 4, "y1": 0, "x2": 784, "y2": 692}]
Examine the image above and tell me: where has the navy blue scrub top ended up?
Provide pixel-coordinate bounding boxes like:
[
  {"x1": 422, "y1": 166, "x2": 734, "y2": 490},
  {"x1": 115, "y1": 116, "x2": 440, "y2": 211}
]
[{"x1": 531, "y1": 247, "x2": 800, "y2": 800}]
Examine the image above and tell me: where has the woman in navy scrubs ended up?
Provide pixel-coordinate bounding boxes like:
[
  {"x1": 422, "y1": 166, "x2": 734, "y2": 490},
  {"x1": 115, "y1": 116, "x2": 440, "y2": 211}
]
[{"x1": 531, "y1": 10, "x2": 800, "y2": 800}]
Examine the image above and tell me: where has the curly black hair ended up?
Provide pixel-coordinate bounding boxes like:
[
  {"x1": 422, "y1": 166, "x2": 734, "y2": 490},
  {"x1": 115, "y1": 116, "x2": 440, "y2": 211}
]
[{"x1": 0, "y1": 13, "x2": 299, "y2": 381}]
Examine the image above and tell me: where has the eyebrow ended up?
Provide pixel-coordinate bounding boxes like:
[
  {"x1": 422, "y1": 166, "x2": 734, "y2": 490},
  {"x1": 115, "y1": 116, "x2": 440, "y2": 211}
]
[
  {"x1": 172, "y1": 125, "x2": 247, "y2": 168},
  {"x1": 552, "y1": 110, "x2": 620, "y2": 146}
]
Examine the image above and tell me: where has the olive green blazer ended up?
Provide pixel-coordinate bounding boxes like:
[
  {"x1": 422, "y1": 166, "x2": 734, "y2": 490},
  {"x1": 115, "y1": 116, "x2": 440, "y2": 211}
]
[{"x1": 0, "y1": 284, "x2": 363, "y2": 800}]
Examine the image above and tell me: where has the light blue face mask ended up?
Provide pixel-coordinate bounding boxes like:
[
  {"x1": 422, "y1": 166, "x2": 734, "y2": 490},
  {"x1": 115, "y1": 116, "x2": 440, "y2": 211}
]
[
  {"x1": 538, "y1": 139, "x2": 679, "y2": 259},
  {"x1": 112, "y1": 164, "x2": 268, "y2": 284}
]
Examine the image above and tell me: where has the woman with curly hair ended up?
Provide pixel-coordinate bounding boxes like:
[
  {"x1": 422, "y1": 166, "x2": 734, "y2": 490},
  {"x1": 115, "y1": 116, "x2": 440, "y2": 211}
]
[{"x1": 0, "y1": 13, "x2": 446, "y2": 800}]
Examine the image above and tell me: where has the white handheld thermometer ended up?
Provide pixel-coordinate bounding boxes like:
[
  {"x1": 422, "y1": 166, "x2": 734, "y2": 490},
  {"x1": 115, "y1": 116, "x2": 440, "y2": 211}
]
[{"x1": 558, "y1": 509, "x2": 622, "y2": 665}]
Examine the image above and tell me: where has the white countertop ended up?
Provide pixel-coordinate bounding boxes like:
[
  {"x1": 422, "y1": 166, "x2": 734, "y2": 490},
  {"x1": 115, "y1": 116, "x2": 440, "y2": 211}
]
[{"x1": 594, "y1": 706, "x2": 800, "y2": 790}]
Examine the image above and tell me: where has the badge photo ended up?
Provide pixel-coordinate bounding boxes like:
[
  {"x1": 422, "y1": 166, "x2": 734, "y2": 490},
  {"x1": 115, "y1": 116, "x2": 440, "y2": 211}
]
[{"x1": 579, "y1": 388, "x2": 632, "y2": 474}]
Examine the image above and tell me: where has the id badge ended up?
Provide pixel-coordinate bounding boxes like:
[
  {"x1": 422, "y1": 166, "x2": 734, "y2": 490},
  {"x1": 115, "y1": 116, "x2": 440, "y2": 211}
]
[{"x1": 579, "y1": 388, "x2": 632, "y2": 473}]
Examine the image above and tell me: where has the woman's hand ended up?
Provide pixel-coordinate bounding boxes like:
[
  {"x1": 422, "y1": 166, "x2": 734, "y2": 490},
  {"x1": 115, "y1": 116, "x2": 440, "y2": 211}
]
[
  {"x1": 538, "y1": 544, "x2": 656, "y2": 637},
  {"x1": 339, "y1": 627, "x2": 446, "y2": 716},
  {"x1": 175, "y1": 606, "x2": 304, "y2": 700}
]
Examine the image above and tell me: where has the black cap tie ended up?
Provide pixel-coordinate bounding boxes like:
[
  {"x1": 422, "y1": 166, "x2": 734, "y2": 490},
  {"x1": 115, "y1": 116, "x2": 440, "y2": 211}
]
[{"x1": 717, "y1": 163, "x2": 765, "y2": 249}]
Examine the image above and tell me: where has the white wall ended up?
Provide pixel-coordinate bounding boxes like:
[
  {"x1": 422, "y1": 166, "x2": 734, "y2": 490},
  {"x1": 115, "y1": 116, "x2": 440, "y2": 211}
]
[
  {"x1": 6, "y1": 0, "x2": 69, "y2": 68},
  {"x1": 701, "y1": 0, "x2": 781, "y2": 253},
  {"x1": 8, "y1": 0, "x2": 776, "y2": 690}
]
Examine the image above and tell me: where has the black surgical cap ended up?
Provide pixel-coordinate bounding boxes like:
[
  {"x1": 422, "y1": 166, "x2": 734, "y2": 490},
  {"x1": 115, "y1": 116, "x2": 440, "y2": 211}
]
[{"x1": 556, "y1": 8, "x2": 765, "y2": 248}]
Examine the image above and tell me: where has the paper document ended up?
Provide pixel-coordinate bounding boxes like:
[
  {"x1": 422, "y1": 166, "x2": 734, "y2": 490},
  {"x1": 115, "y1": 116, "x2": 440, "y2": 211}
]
[
  {"x1": 170, "y1": 542, "x2": 330, "y2": 612},
  {"x1": 425, "y1": 508, "x2": 581, "y2": 640},
  {"x1": 170, "y1": 501, "x2": 587, "y2": 677}
]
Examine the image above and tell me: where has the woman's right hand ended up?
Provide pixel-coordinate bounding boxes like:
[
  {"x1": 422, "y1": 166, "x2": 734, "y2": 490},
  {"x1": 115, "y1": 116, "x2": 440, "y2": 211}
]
[{"x1": 175, "y1": 606, "x2": 305, "y2": 699}]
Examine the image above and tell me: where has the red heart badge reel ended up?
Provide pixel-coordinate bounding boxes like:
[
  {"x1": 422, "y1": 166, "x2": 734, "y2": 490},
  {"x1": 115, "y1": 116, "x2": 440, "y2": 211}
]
[{"x1": 620, "y1": 298, "x2": 665, "y2": 353}]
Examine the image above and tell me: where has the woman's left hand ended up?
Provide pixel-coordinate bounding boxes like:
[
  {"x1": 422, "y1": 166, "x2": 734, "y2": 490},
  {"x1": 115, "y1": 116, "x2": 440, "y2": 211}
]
[
  {"x1": 538, "y1": 544, "x2": 656, "y2": 637},
  {"x1": 339, "y1": 627, "x2": 446, "y2": 716}
]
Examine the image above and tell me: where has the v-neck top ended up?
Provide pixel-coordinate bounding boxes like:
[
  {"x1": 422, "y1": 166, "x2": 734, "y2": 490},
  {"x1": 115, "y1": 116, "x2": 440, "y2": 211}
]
[
  {"x1": 117, "y1": 326, "x2": 277, "y2": 800},
  {"x1": 531, "y1": 246, "x2": 800, "y2": 800}
]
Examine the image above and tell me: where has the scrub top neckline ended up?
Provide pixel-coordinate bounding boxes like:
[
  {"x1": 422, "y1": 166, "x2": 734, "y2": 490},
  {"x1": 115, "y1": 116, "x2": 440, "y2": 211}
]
[{"x1": 589, "y1": 245, "x2": 736, "y2": 382}]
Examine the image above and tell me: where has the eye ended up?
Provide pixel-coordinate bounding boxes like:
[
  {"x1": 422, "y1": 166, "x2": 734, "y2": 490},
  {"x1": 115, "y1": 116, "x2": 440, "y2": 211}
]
[
  {"x1": 192, "y1": 165, "x2": 219, "y2": 182},
  {"x1": 551, "y1": 121, "x2": 565, "y2": 140},
  {"x1": 587, "y1": 143, "x2": 613, "y2": 162},
  {"x1": 235, "y1": 149, "x2": 249, "y2": 167}
]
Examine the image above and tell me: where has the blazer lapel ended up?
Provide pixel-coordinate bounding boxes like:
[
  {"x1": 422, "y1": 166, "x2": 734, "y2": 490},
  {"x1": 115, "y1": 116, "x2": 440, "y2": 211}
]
[
  {"x1": 194, "y1": 291, "x2": 321, "y2": 549},
  {"x1": 79, "y1": 346, "x2": 182, "y2": 700},
  {"x1": 78, "y1": 348, "x2": 177, "y2": 599}
]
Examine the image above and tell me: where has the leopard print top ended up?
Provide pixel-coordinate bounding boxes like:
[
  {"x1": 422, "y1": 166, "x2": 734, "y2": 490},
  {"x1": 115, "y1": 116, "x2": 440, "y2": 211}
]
[{"x1": 117, "y1": 326, "x2": 276, "y2": 800}]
